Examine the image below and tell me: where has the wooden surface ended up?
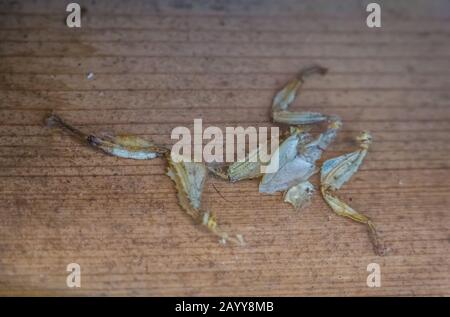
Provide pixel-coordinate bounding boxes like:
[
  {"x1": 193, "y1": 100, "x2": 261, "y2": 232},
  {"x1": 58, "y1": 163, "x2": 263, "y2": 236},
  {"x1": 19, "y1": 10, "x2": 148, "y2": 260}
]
[{"x1": 1, "y1": 0, "x2": 449, "y2": 296}]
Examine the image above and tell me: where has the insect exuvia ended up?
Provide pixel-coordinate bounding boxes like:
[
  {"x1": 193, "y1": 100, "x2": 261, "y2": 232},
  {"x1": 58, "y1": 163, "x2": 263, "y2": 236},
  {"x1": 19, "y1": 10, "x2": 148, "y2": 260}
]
[{"x1": 46, "y1": 65, "x2": 385, "y2": 255}]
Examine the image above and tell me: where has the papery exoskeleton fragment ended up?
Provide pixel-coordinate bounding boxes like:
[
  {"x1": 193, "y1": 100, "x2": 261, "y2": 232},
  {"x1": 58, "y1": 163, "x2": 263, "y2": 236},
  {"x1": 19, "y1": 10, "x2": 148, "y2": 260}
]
[
  {"x1": 227, "y1": 147, "x2": 263, "y2": 182},
  {"x1": 273, "y1": 111, "x2": 329, "y2": 126},
  {"x1": 46, "y1": 114, "x2": 168, "y2": 159},
  {"x1": 260, "y1": 65, "x2": 342, "y2": 204},
  {"x1": 206, "y1": 162, "x2": 230, "y2": 181},
  {"x1": 167, "y1": 155, "x2": 244, "y2": 245},
  {"x1": 43, "y1": 64, "x2": 385, "y2": 254},
  {"x1": 320, "y1": 132, "x2": 385, "y2": 255},
  {"x1": 225, "y1": 126, "x2": 280, "y2": 182},
  {"x1": 258, "y1": 132, "x2": 308, "y2": 193},
  {"x1": 321, "y1": 132, "x2": 371, "y2": 191},
  {"x1": 88, "y1": 134, "x2": 168, "y2": 160},
  {"x1": 167, "y1": 154, "x2": 207, "y2": 211},
  {"x1": 284, "y1": 181, "x2": 315, "y2": 210},
  {"x1": 259, "y1": 117, "x2": 342, "y2": 194},
  {"x1": 272, "y1": 65, "x2": 329, "y2": 125}
]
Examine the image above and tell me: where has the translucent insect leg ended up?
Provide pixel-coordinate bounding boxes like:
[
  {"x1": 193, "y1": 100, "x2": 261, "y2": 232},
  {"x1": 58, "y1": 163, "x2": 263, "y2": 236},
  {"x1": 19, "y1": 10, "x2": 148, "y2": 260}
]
[
  {"x1": 272, "y1": 65, "x2": 330, "y2": 125},
  {"x1": 320, "y1": 132, "x2": 386, "y2": 255},
  {"x1": 167, "y1": 156, "x2": 244, "y2": 246},
  {"x1": 46, "y1": 113, "x2": 168, "y2": 159}
]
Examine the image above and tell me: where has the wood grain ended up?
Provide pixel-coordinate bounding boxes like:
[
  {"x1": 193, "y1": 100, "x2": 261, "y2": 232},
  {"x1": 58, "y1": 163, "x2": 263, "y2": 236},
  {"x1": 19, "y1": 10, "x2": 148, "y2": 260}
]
[{"x1": 0, "y1": 0, "x2": 449, "y2": 296}]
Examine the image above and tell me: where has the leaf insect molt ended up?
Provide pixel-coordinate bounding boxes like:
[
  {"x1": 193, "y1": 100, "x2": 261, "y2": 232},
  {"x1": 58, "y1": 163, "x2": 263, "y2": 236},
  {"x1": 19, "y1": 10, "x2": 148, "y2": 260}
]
[
  {"x1": 45, "y1": 65, "x2": 385, "y2": 254},
  {"x1": 45, "y1": 113, "x2": 244, "y2": 245}
]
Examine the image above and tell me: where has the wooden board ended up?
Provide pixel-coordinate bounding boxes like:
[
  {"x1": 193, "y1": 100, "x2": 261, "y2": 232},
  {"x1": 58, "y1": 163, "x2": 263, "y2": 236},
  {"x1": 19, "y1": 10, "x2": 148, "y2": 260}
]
[{"x1": 0, "y1": 0, "x2": 449, "y2": 296}]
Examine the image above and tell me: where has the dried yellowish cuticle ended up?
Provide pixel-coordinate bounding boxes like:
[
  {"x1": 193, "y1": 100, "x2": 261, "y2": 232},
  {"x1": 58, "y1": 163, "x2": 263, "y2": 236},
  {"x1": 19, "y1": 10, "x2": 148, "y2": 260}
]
[
  {"x1": 166, "y1": 155, "x2": 244, "y2": 245},
  {"x1": 206, "y1": 162, "x2": 230, "y2": 181},
  {"x1": 273, "y1": 111, "x2": 329, "y2": 126},
  {"x1": 272, "y1": 65, "x2": 329, "y2": 125},
  {"x1": 45, "y1": 113, "x2": 168, "y2": 159},
  {"x1": 46, "y1": 113, "x2": 243, "y2": 246},
  {"x1": 202, "y1": 211, "x2": 245, "y2": 246},
  {"x1": 320, "y1": 131, "x2": 371, "y2": 192},
  {"x1": 166, "y1": 155, "x2": 207, "y2": 212},
  {"x1": 87, "y1": 134, "x2": 168, "y2": 160},
  {"x1": 227, "y1": 147, "x2": 263, "y2": 182},
  {"x1": 320, "y1": 132, "x2": 386, "y2": 255}
]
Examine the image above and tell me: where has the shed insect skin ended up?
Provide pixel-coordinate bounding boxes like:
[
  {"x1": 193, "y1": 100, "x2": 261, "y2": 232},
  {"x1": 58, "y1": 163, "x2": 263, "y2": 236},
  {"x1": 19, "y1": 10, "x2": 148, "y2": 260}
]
[
  {"x1": 46, "y1": 113, "x2": 168, "y2": 159},
  {"x1": 45, "y1": 66, "x2": 384, "y2": 254},
  {"x1": 283, "y1": 180, "x2": 315, "y2": 210},
  {"x1": 46, "y1": 113, "x2": 244, "y2": 245},
  {"x1": 166, "y1": 154, "x2": 244, "y2": 245},
  {"x1": 265, "y1": 68, "x2": 384, "y2": 255},
  {"x1": 227, "y1": 147, "x2": 263, "y2": 183},
  {"x1": 272, "y1": 65, "x2": 329, "y2": 125},
  {"x1": 320, "y1": 132, "x2": 386, "y2": 256}
]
